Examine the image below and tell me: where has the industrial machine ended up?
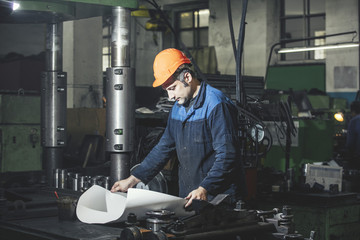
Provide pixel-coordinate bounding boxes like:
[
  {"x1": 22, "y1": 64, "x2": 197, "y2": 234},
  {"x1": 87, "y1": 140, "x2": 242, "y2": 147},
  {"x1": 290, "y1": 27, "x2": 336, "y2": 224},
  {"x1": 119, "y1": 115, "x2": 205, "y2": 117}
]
[
  {"x1": 0, "y1": 0, "x2": 139, "y2": 189},
  {"x1": 0, "y1": 94, "x2": 42, "y2": 173},
  {"x1": 0, "y1": 181, "x2": 316, "y2": 240},
  {"x1": 119, "y1": 198, "x2": 315, "y2": 240}
]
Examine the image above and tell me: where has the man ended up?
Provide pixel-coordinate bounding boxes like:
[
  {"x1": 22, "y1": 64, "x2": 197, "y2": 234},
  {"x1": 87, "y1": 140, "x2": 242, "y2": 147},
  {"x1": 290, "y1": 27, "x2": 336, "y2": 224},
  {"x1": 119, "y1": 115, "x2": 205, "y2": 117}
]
[
  {"x1": 346, "y1": 101, "x2": 360, "y2": 164},
  {"x1": 111, "y1": 48, "x2": 246, "y2": 207}
]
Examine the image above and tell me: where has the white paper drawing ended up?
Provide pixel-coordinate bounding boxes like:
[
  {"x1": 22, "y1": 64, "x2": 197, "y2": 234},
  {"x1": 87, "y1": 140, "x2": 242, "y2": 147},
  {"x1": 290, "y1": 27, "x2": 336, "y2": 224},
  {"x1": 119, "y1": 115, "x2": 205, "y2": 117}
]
[{"x1": 76, "y1": 185, "x2": 193, "y2": 224}]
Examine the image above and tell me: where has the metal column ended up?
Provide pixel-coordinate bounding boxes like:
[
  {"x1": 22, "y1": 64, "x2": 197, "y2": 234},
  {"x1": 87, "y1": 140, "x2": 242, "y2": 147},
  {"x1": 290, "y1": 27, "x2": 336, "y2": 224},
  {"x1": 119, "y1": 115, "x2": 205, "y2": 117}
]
[
  {"x1": 106, "y1": 7, "x2": 135, "y2": 185},
  {"x1": 41, "y1": 23, "x2": 67, "y2": 186}
]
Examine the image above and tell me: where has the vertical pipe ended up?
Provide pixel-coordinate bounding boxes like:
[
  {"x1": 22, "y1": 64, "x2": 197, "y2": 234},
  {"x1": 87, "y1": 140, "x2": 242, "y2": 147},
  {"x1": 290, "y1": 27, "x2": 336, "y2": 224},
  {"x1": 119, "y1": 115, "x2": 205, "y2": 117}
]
[
  {"x1": 107, "y1": 7, "x2": 134, "y2": 185},
  {"x1": 280, "y1": 0, "x2": 286, "y2": 61},
  {"x1": 106, "y1": 67, "x2": 134, "y2": 183},
  {"x1": 110, "y1": 153, "x2": 131, "y2": 182},
  {"x1": 111, "y1": 7, "x2": 131, "y2": 67},
  {"x1": 304, "y1": 0, "x2": 309, "y2": 59},
  {"x1": 235, "y1": 0, "x2": 248, "y2": 106},
  {"x1": 41, "y1": 23, "x2": 67, "y2": 186},
  {"x1": 45, "y1": 23, "x2": 63, "y2": 71}
]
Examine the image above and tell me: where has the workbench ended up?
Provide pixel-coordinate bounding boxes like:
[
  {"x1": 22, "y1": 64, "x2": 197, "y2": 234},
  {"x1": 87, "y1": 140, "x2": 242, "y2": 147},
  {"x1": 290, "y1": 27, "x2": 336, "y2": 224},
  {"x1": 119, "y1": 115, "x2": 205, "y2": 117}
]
[
  {"x1": 2, "y1": 185, "x2": 359, "y2": 240},
  {"x1": 0, "y1": 186, "x2": 124, "y2": 240},
  {"x1": 0, "y1": 217, "x2": 123, "y2": 240}
]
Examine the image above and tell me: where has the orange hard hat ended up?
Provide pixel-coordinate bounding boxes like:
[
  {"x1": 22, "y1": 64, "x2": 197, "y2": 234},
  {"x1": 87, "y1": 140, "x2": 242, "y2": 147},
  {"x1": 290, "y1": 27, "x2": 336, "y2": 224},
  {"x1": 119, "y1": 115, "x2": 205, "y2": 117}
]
[{"x1": 152, "y1": 48, "x2": 191, "y2": 87}]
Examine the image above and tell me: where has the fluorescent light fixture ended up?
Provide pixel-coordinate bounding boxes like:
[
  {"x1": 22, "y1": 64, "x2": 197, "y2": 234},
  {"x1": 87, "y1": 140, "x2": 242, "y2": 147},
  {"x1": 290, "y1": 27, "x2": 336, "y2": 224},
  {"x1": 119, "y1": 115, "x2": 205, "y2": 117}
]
[
  {"x1": 0, "y1": 0, "x2": 19, "y2": 13},
  {"x1": 278, "y1": 42, "x2": 359, "y2": 54}
]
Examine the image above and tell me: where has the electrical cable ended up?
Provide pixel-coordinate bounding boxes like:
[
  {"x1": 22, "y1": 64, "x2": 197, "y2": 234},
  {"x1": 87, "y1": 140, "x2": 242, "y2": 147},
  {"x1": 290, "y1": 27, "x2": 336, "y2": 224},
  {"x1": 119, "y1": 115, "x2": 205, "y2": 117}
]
[
  {"x1": 274, "y1": 103, "x2": 288, "y2": 153},
  {"x1": 237, "y1": 104, "x2": 274, "y2": 157},
  {"x1": 235, "y1": 0, "x2": 248, "y2": 106},
  {"x1": 227, "y1": 0, "x2": 237, "y2": 60},
  {"x1": 245, "y1": 135, "x2": 273, "y2": 158},
  {"x1": 281, "y1": 100, "x2": 297, "y2": 136}
]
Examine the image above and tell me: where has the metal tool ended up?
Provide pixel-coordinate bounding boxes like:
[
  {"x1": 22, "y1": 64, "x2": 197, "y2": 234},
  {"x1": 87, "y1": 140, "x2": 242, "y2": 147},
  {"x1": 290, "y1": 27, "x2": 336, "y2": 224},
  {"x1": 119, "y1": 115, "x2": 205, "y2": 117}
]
[
  {"x1": 146, "y1": 210, "x2": 174, "y2": 232},
  {"x1": 120, "y1": 197, "x2": 315, "y2": 240}
]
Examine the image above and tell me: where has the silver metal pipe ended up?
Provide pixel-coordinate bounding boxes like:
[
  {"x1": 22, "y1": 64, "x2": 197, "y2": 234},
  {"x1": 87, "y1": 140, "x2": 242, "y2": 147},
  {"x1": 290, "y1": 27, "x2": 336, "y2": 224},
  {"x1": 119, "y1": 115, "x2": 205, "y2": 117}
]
[
  {"x1": 41, "y1": 72, "x2": 67, "y2": 147},
  {"x1": 105, "y1": 68, "x2": 135, "y2": 152},
  {"x1": 42, "y1": 22, "x2": 66, "y2": 186},
  {"x1": 53, "y1": 168, "x2": 60, "y2": 188},
  {"x1": 45, "y1": 23, "x2": 63, "y2": 71},
  {"x1": 44, "y1": 148, "x2": 63, "y2": 187},
  {"x1": 110, "y1": 153, "x2": 130, "y2": 185},
  {"x1": 111, "y1": 7, "x2": 131, "y2": 67},
  {"x1": 107, "y1": 6, "x2": 134, "y2": 184},
  {"x1": 106, "y1": 66, "x2": 135, "y2": 185}
]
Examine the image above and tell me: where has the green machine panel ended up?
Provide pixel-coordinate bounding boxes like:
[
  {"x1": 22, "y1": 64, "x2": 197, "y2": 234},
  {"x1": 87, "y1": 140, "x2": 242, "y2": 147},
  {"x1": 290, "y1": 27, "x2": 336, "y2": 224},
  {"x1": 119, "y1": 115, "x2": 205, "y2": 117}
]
[
  {"x1": 257, "y1": 194, "x2": 360, "y2": 240},
  {"x1": 0, "y1": 95, "x2": 40, "y2": 124},
  {"x1": 286, "y1": 204, "x2": 360, "y2": 240},
  {"x1": 266, "y1": 65, "x2": 325, "y2": 92},
  {"x1": 0, "y1": 95, "x2": 42, "y2": 172},
  {"x1": 0, "y1": 125, "x2": 42, "y2": 172},
  {"x1": 263, "y1": 119, "x2": 334, "y2": 177}
]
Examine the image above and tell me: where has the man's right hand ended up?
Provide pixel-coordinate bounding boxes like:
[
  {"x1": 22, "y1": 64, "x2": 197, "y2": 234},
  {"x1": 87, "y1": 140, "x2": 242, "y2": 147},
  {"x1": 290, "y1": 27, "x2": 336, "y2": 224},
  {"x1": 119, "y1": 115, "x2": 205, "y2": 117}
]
[{"x1": 110, "y1": 175, "x2": 141, "y2": 193}]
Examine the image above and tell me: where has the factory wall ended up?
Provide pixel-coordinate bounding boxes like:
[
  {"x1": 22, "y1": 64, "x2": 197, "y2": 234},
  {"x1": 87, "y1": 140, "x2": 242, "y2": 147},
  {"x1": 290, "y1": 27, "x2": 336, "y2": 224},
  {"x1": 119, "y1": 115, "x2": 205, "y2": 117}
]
[
  {"x1": 208, "y1": 0, "x2": 279, "y2": 77},
  {"x1": 63, "y1": 20, "x2": 75, "y2": 108},
  {"x1": 325, "y1": 0, "x2": 359, "y2": 104},
  {"x1": 63, "y1": 17, "x2": 103, "y2": 109},
  {"x1": 0, "y1": 23, "x2": 45, "y2": 93},
  {"x1": 133, "y1": 16, "x2": 163, "y2": 87},
  {"x1": 0, "y1": 23, "x2": 45, "y2": 57},
  {"x1": 0, "y1": 18, "x2": 104, "y2": 108}
]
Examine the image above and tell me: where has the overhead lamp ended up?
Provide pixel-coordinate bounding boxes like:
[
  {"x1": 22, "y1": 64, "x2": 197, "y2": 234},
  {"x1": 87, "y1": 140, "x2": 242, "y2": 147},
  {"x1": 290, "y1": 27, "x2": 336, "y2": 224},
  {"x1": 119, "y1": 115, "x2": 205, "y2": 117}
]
[
  {"x1": 12, "y1": 2, "x2": 19, "y2": 10},
  {"x1": 0, "y1": 0, "x2": 20, "y2": 16},
  {"x1": 277, "y1": 42, "x2": 359, "y2": 54},
  {"x1": 334, "y1": 112, "x2": 344, "y2": 122}
]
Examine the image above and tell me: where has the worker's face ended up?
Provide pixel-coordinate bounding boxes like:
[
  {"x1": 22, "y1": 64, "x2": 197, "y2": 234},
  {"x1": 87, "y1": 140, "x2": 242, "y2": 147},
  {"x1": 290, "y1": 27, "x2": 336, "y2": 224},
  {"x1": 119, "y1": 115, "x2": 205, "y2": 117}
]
[{"x1": 162, "y1": 73, "x2": 192, "y2": 105}]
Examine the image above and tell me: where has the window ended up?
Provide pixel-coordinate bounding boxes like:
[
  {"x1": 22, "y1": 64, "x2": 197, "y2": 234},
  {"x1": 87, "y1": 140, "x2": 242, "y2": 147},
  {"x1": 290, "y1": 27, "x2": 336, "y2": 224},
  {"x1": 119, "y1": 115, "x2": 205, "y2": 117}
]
[
  {"x1": 280, "y1": 0, "x2": 325, "y2": 61},
  {"x1": 102, "y1": 16, "x2": 111, "y2": 72},
  {"x1": 175, "y1": 8, "x2": 209, "y2": 49}
]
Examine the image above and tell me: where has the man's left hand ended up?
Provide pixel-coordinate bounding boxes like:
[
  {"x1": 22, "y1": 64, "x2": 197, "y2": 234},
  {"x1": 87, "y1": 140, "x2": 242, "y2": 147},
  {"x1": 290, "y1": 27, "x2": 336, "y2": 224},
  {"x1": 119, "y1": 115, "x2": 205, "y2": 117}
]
[{"x1": 185, "y1": 186, "x2": 207, "y2": 208}]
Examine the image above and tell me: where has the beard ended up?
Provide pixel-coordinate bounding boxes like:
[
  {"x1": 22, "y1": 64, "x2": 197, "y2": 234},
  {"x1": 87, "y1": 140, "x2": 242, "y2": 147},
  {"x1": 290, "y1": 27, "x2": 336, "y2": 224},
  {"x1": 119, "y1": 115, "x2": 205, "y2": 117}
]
[{"x1": 178, "y1": 97, "x2": 191, "y2": 106}]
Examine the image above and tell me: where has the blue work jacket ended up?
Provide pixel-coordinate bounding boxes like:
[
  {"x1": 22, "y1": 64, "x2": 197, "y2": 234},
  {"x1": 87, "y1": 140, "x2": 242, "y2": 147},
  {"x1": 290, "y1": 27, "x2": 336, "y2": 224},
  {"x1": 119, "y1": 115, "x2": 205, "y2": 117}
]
[
  {"x1": 346, "y1": 114, "x2": 360, "y2": 156},
  {"x1": 132, "y1": 81, "x2": 247, "y2": 201}
]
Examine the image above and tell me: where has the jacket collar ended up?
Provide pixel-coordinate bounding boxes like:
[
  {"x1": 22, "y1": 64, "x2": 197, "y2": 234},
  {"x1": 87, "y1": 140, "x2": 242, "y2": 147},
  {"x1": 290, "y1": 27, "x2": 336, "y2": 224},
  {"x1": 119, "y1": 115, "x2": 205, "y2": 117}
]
[
  {"x1": 175, "y1": 80, "x2": 207, "y2": 110},
  {"x1": 177, "y1": 81, "x2": 206, "y2": 124},
  {"x1": 193, "y1": 80, "x2": 206, "y2": 109}
]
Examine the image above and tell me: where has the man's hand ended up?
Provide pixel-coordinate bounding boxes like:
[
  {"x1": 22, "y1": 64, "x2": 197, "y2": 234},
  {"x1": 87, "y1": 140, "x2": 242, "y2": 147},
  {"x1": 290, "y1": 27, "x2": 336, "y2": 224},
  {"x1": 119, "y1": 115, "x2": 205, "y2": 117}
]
[
  {"x1": 110, "y1": 175, "x2": 141, "y2": 193},
  {"x1": 185, "y1": 186, "x2": 207, "y2": 208}
]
